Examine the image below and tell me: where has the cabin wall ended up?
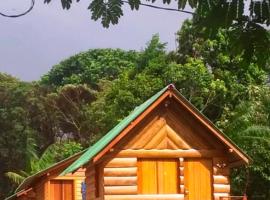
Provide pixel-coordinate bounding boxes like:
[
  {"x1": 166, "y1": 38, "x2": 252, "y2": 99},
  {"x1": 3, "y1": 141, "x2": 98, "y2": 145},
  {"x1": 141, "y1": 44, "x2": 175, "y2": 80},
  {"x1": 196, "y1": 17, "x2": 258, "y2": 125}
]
[
  {"x1": 213, "y1": 157, "x2": 230, "y2": 200},
  {"x1": 86, "y1": 155, "x2": 230, "y2": 200},
  {"x1": 85, "y1": 101, "x2": 232, "y2": 200}
]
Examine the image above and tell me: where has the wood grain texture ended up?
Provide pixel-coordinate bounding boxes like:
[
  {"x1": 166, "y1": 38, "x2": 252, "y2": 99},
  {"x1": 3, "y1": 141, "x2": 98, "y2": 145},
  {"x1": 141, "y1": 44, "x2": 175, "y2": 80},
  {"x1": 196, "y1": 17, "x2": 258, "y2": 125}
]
[
  {"x1": 171, "y1": 93, "x2": 249, "y2": 164},
  {"x1": 104, "y1": 176, "x2": 137, "y2": 186},
  {"x1": 104, "y1": 167, "x2": 137, "y2": 177},
  {"x1": 93, "y1": 91, "x2": 170, "y2": 162},
  {"x1": 116, "y1": 149, "x2": 224, "y2": 158},
  {"x1": 184, "y1": 159, "x2": 212, "y2": 200},
  {"x1": 213, "y1": 193, "x2": 229, "y2": 200},
  {"x1": 104, "y1": 194, "x2": 184, "y2": 200},
  {"x1": 143, "y1": 125, "x2": 167, "y2": 149},
  {"x1": 157, "y1": 159, "x2": 179, "y2": 194},
  {"x1": 104, "y1": 186, "x2": 137, "y2": 195},
  {"x1": 138, "y1": 159, "x2": 158, "y2": 194},
  {"x1": 138, "y1": 158, "x2": 179, "y2": 194},
  {"x1": 106, "y1": 158, "x2": 137, "y2": 168},
  {"x1": 213, "y1": 184, "x2": 230, "y2": 193},
  {"x1": 49, "y1": 180, "x2": 74, "y2": 200},
  {"x1": 129, "y1": 117, "x2": 167, "y2": 149},
  {"x1": 213, "y1": 175, "x2": 229, "y2": 184}
]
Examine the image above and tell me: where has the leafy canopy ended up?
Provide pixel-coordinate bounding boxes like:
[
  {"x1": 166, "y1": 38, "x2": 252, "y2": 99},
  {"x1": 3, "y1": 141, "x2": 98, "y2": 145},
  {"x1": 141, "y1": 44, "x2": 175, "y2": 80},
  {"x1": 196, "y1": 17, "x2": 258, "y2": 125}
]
[{"x1": 45, "y1": 0, "x2": 270, "y2": 28}]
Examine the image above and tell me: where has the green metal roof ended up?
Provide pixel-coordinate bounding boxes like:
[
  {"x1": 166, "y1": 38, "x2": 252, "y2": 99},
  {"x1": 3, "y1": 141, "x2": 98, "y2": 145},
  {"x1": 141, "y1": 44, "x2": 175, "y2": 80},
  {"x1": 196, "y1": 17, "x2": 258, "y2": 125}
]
[{"x1": 61, "y1": 85, "x2": 169, "y2": 175}]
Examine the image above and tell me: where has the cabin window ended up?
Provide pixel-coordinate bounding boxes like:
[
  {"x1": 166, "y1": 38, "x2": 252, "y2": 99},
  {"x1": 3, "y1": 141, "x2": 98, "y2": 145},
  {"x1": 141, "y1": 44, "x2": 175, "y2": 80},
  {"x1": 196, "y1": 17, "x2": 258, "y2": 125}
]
[
  {"x1": 50, "y1": 180, "x2": 74, "y2": 200},
  {"x1": 138, "y1": 158, "x2": 179, "y2": 194}
]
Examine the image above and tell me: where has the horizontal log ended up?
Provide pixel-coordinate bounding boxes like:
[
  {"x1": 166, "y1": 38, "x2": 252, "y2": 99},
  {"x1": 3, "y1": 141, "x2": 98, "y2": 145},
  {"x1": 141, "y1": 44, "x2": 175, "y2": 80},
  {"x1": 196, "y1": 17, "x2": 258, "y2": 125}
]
[
  {"x1": 213, "y1": 175, "x2": 229, "y2": 184},
  {"x1": 179, "y1": 176, "x2": 184, "y2": 185},
  {"x1": 104, "y1": 176, "x2": 137, "y2": 186},
  {"x1": 104, "y1": 167, "x2": 137, "y2": 177},
  {"x1": 104, "y1": 186, "x2": 137, "y2": 195},
  {"x1": 179, "y1": 185, "x2": 184, "y2": 194},
  {"x1": 105, "y1": 194, "x2": 184, "y2": 200},
  {"x1": 116, "y1": 149, "x2": 224, "y2": 158},
  {"x1": 214, "y1": 193, "x2": 229, "y2": 200},
  {"x1": 179, "y1": 167, "x2": 184, "y2": 176},
  {"x1": 179, "y1": 158, "x2": 184, "y2": 167},
  {"x1": 214, "y1": 184, "x2": 230, "y2": 193},
  {"x1": 106, "y1": 158, "x2": 137, "y2": 168}
]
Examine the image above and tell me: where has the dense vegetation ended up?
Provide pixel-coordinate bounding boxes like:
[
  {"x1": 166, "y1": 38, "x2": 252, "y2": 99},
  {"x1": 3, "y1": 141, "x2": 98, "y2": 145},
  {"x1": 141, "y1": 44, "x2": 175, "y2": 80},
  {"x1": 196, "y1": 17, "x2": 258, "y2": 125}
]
[{"x1": 1, "y1": 21, "x2": 270, "y2": 199}]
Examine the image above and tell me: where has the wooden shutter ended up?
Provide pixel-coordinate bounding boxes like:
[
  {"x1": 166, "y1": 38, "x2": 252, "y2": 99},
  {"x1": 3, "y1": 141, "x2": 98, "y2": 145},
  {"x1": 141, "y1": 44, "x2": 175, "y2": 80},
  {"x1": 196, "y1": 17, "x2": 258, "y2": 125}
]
[
  {"x1": 138, "y1": 159, "x2": 158, "y2": 194},
  {"x1": 157, "y1": 159, "x2": 178, "y2": 194},
  {"x1": 138, "y1": 158, "x2": 178, "y2": 194},
  {"x1": 184, "y1": 158, "x2": 212, "y2": 200},
  {"x1": 50, "y1": 180, "x2": 74, "y2": 200}
]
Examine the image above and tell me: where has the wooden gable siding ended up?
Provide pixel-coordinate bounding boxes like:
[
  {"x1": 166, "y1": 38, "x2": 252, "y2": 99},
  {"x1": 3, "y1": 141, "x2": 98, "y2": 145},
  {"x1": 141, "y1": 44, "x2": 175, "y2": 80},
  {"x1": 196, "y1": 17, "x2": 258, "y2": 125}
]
[{"x1": 115, "y1": 101, "x2": 225, "y2": 151}]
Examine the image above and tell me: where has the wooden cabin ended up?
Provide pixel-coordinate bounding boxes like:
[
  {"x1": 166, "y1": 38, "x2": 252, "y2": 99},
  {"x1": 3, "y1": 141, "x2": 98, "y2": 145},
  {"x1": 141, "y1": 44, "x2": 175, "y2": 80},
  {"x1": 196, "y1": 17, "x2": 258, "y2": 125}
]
[
  {"x1": 6, "y1": 151, "x2": 86, "y2": 200},
  {"x1": 62, "y1": 84, "x2": 251, "y2": 200}
]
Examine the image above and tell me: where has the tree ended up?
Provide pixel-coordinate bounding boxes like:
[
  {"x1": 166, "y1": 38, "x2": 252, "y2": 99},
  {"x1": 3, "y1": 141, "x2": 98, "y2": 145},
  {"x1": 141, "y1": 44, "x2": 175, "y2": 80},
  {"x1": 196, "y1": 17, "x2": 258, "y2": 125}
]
[
  {"x1": 41, "y1": 49, "x2": 139, "y2": 89},
  {"x1": 41, "y1": 0, "x2": 270, "y2": 29},
  {"x1": 171, "y1": 20, "x2": 269, "y2": 118},
  {"x1": 0, "y1": 74, "x2": 38, "y2": 198},
  {"x1": 218, "y1": 86, "x2": 270, "y2": 199},
  {"x1": 46, "y1": 84, "x2": 97, "y2": 146},
  {"x1": 6, "y1": 141, "x2": 82, "y2": 185}
]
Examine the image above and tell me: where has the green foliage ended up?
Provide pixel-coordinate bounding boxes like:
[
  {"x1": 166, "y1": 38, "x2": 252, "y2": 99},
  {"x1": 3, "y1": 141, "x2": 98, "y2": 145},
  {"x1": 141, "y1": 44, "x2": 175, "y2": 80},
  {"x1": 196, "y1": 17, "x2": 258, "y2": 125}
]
[
  {"x1": 45, "y1": 84, "x2": 97, "y2": 145},
  {"x1": 47, "y1": 0, "x2": 270, "y2": 28},
  {"x1": 5, "y1": 141, "x2": 83, "y2": 185},
  {"x1": 218, "y1": 87, "x2": 270, "y2": 199},
  {"x1": 89, "y1": 0, "x2": 124, "y2": 28},
  {"x1": 0, "y1": 75, "x2": 37, "y2": 197},
  {"x1": 41, "y1": 49, "x2": 139, "y2": 88}
]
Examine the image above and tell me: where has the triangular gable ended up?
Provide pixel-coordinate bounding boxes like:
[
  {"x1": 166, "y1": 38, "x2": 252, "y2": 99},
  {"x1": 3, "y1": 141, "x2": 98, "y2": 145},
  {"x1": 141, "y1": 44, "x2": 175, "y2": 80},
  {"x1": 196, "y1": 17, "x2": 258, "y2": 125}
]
[{"x1": 62, "y1": 84, "x2": 250, "y2": 175}]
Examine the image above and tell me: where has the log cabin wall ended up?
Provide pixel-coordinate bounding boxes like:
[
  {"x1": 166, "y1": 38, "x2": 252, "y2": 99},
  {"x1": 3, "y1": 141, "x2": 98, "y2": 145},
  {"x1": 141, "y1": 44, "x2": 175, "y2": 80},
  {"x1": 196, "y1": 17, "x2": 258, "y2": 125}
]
[
  {"x1": 213, "y1": 157, "x2": 230, "y2": 200},
  {"x1": 86, "y1": 98, "x2": 233, "y2": 200}
]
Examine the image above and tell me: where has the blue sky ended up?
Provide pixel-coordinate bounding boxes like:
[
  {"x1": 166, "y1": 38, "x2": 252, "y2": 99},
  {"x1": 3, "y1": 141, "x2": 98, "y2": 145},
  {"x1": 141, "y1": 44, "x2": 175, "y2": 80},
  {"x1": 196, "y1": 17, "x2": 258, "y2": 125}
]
[{"x1": 0, "y1": 0, "x2": 191, "y2": 81}]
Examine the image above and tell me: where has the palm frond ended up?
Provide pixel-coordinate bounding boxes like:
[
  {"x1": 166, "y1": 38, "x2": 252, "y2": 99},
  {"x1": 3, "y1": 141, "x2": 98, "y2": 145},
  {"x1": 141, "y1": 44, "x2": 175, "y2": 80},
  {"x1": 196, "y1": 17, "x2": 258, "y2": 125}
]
[{"x1": 5, "y1": 172, "x2": 26, "y2": 184}]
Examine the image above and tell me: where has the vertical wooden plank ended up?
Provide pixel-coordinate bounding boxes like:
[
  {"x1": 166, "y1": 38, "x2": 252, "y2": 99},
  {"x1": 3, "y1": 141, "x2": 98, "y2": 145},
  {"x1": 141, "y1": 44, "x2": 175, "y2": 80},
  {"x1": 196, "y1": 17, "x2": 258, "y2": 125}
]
[
  {"x1": 138, "y1": 159, "x2": 158, "y2": 194},
  {"x1": 63, "y1": 180, "x2": 74, "y2": 200},
  {"x1": 157, "y1": 159, "x2": 178, "y2": 194},
  {"x1": 98, "y1": 164, "x2": 105, "y2": 198},
  {"x1": 44, "y1": 181, "x2": 49, "y2": 200},
  {"x1": 50, "y1": 180, "x2": 62, "y2": 200},
  {"x1": 184, "y1": 159, "x2": 212, "y2": 200}
]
